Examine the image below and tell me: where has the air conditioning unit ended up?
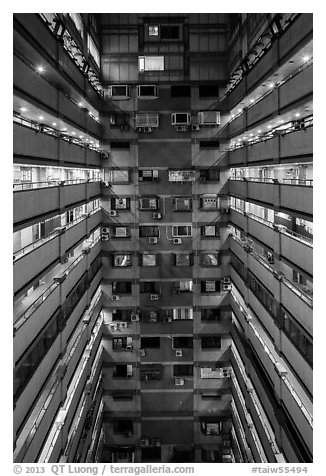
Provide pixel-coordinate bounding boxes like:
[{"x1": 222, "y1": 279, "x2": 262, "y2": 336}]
[
  {"x1": 150, "y1": 294, "x2": 160, "y2": 301},
  {"x1": 153, "y1": 213, "x2": 162, "y2": 220},
  {"x1": 175, "y1": 350, "x2": 183, "y2": 357},
  {"x1": 199, "y1": 176, "x2": 207, "y2": 182},
  {"x1": 198, "y1": 111, "x2": 221, "y2": 126},
  {"x1": 219, "y1": 368, "x2": 231, "y2": 378},
  {"x1": 192, "y1": 124, "x2": 200, "y2": 131},
  {"x1": 245, "y1": 414, "x2": 254, "y2": 429},
  {"x1": 148, "y1": 237, "x2": 158, "y2": 244},
  {"x1": 176, "y1": 125, "x2": 187, "y2": 132},
  {"x1": 131, "y1": 313, "x2": 140, "y2": 322},
  {"x1": 138, "y1": 349, "x2": 146, "y2": 357},
  {"x1": 173, "y1": 238, "x2": 182, "y2": 244},
  {"x1": 137, "y1": 85, "x2": 159, "y2": 99},
  {"x1": 274, "y1": 362, "x2": 287, "y2": 377},
  {"x1": 120, "y1": 125, "x2": 129, "y2": 132},
  {"x1": 126, "y1": 345, "x2": 133, "y2": 352},
  {"x1": 112, "y1": 295, "x2": 120, "y2": 301},
  {"x1": 101, "y1": 227, "x2": 110, "y2": 234},
  {"x1": 126, "y1": 365, "x2": 133, "y2": 378},
  {"x1": 222, "y1": 277, "x2": 231, "y2": 284},
  {"x1": 107, "y1": 85, "x2": 130, "y2": 100},
  {"x1": 101, "y1": 235, "x2": 109, "y2": 241},
  {"x1": 119, "y1": 322, "x2": 128, "y2": 329},
  {"x1": 109, "y1": 210, "x2": 117, "y2": 217},
  {"x1": 220, "y1": 208, "x2": 230, "y2": 214},
  {"x1": 164, "y1": 316, "x2": 172, "y2": 322},
  {"x1": 174, "y1": 377, "x2": 185, "y2": 386},
  {"x1": 222, "y1": 284, "x2": 232, "y2": 291}
]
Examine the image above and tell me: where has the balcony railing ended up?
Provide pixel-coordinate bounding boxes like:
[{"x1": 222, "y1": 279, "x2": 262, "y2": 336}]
[
  {"x1": 231, "y1": 293, "x2": 313, "y2": 428},
  {"x1": 14, "y1": 281, "x2": 59, "y2": 332},
  {"x1": 13, "y1": 230, "x2": 59, "y2": 262},
  {"x1": 230, "y1": 177, "x2": 313, "y2": 187}
]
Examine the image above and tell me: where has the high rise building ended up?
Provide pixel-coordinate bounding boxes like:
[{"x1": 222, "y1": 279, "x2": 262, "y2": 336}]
[{"x1": 13, "y1": 13, "x2": 313, "y2": 464}]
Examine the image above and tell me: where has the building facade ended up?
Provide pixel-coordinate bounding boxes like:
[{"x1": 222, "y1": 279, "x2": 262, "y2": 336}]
[{"x1": 13, "y1": 13, "x2": 313, "y2": 463}]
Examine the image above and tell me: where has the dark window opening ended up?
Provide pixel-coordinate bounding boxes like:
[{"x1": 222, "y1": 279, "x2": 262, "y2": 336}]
[
  {"x1": 141, "y1": 337, "x2": 160, "y2": 348},
  {"x1": 201, "y1": 336, "x2": 221, "y2": 349},
  {"x1": 174, "y1": 364, "x2": 193, "y2": 376},
  {"x1": 160, "y1": 24, "x2": 180, "y2": 40},
  {"x1": 173, "y1": 336, "x2": 193, "y2": 348},
  {"x1": 110, "y1": 141, "x2": 130, "y2": 149}
]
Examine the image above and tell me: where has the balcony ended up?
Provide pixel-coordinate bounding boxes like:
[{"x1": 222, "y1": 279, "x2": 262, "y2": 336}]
[
  {"x1": 229, "y1": 179, "x2": 312, "y2": 216},
  {"x1": 13, "y1": 122, "x2": 101, "y2": 167}
]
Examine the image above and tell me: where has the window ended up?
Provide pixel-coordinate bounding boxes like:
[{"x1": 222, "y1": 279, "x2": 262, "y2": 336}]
[
  {"x1": 113, "y1": 254, "x2": 132, "y2": 267},
  {"x1": 141, "y1": 254, "x2": 157, "y2": 267},
  {"x1": 172, "y1": 197, "x2": 192, "y2": 211},
  {"x1": 112, "y1": 227, "x2": 130, "y2": 238},
  {"x1": 111, "y1": 198, "x2": 130, "y2": 210},
  {"x1": 201, "y1": 280, "x2": 220, "y2": 293},
  {"x1": 87, "y1": 34, "x2": 100, "y2": 67},
  {"x1": 171, "y1": 85, "x2": 191, "y2": 97},
  {"x1": 172, "y1": 225, "x2": 192, "y2": 237},
  {"x1": 160, "y1": 24, "x2": 180, "y2": 40},
  {"x1": 112, "y1": 282, "x2": 132, "y2": 294},
  {"x1": 174, "y1": 364, "x2": 193, "y2": 376},
  {"x1": 173, "y1": 337, "x2": 193, "y2": 349},
  {"x1": 139, "y1": 226, "x2": 159, "y2": 238},
  {"x1": 140, "y1": 282, "x2": 160, "y2": 294},
  {"x1": 201, "y1": 225, "x2": 220, "y2": 238},
  {"x1": 200, "y1": 252, "x2": 219, "y2": 267},
  {"x1": 113, "y1": 337, "x2": 133, "y2": 350},
  {"x1": 281, "y1": 307, "x2": 313, "y2": 366},
  {"x1": 174, "y1": 254, "x2": 192, "y2": 267},
  {"x1": 148, "y1": 25, "x2": 159, "y2": 36},
  {"x1": 173, "y1": 280, "x2": 193, "y2": 293},
  {"x1": 201, "y1": 336, "x2": 221, "y2": 349},
  {"x1": 108, "y1": 170, "x2": 129, "y2": 183},
  {"x1": 112, "y1": 309, "x2": 133, "y2": 322},
  {"x1": 109, "y1": 113, "x2": 129, "y2": 127},
  {"x1": 139, "y1": 197, "x2": 159, "y2": 210},
  {"x1": 173, "y1": 308, "x2": 193, "y2": 320},
  {"x1": 201, "y1": 309, "x2": 221, "y2": 321},
  {"x1": 139, "y1": 56, "x2": 164, "y2": 72},
  {"x1": 139, "y1": 169, "x2": 159, "y2": 182},
  {"x1": 199, "y1": 169, "x2": 220, "y2": 182},
  {"x1": 168, "y1": 170, "x2": 196, "y2": 182},
  {"x1": 199, "y1": 84, "x2": 219, "y2": 97},
  {"x1": 200, "y1": 195, "x2": 219, "y2": 209},
  {"x1": 247, "y1": 271, "x2": 278, "y2": 319},
  {"x1": 141, "y1": 337, "x2": 160, "y2": 348},
  {"x1": 113, "y1": 364, "x2": 133, "y2": 378},
  {"x1": 68, "y1": 13, "x2": 83, "y2": 38}
]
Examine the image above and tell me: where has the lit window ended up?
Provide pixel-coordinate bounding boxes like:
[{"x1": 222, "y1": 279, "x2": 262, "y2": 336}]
[
  {"x1": 200, "y1": 253, "x2": 219, "y2": 267},
  {"x1": 113, "y1": 254, "x2": 132, "y2": 267},
  {"x1": 139, "y1": 56, "x2": 164, "y2": 72},
  {"x1": 69, "y1": 13, "x2": 83, "y2": 37},
  {"x1": 141, "y1": 254, "x2": 157, "y2": 267},
  {"x1": 108, "y1": 170, "x2": 129, "y2": 183},
  {"x1": 148, "y1": 25, "x2": 159, "y2": 36},
  {"x1": 87, "y1": 34, "x2": 100, "y2": 68}
]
